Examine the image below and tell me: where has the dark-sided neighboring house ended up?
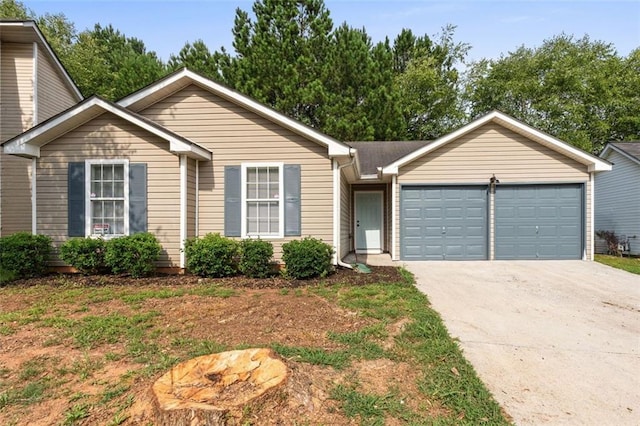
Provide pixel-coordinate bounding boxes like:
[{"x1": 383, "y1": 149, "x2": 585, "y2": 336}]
[
  {"x1": 2, "y1": 68, "x2": 612, "y2": 270},
  {"x1": 595, "y1": 142, "x2": 640, "y2": 255}
]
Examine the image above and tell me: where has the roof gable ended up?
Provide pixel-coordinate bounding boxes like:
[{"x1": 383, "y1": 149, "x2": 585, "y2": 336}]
[
  {"x1": 2, "y1": 96, "x2": 211, "y2": 160},
  {"x1": 601, "y1": 142, "x2": 640, "y2": 166},
  {"x1": 382, "y1": 111, "x2": 612, "y2": 175},
  {"x1": 0, "y1": 20, "x2": 82, "y2": 101},
  {"x1": 118, "y1": 68, "x2": 351, "y2": 157}
]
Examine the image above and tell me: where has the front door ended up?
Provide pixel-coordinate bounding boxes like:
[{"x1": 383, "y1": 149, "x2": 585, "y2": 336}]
[{"x1": 355, "y1": 191, "x2": 383, "y2": 254}]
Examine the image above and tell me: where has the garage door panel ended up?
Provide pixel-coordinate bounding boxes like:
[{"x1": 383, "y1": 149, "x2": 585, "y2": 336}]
[
  {"x1": 401, "y1": 186, "x2": 487, "y2": 260},
  {"x1": 495, "y1": 184, "x2": 583, "y2": 260}
]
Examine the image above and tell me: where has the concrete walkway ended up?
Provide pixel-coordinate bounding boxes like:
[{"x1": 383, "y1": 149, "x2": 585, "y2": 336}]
[{"x1": 404, "y1": 260, "x2": 640, "y2": 425}]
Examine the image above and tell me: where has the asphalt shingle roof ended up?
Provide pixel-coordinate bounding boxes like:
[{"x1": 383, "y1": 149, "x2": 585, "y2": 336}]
[
  {"x1": 610, "y1": 142, "x2": 640, "y2": 162},
  {"x1": 348, "y1": 141, "x2": 432, "y2": 175}
]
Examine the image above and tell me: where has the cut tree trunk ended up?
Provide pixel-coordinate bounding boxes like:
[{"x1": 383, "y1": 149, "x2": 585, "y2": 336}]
[{"x1": 151, "y1": 348, "x2": 288, "y2": 426}]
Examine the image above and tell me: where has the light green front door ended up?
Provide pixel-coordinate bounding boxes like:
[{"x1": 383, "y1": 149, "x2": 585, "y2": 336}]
[{"x1": 355, "y1": 192, "x2": 383, "y2": 254}]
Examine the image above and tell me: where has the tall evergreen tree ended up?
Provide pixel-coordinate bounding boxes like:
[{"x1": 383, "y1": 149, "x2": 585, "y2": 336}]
[
  {"x1": 65, "y1": 24, "x2": 166, "y2": 99},
  {"x1": 221, "y1": 0, "x2": 334, "y2": 128},
  {"x1": 168, "y1": 40, "x2": 227, "y2": 81}
]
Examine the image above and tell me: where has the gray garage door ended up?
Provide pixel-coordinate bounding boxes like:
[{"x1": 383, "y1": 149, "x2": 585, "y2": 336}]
[
  {"x1": 401, "y1": 186, "x2": 488, "y2": 260},
  {"x1": 495, "y1": 184, "x2": 583, "y2": 259}
]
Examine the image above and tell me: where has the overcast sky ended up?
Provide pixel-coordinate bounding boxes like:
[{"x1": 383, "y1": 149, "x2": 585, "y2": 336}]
[{"x1": 26, "y1": 0, "x2": 640, "y2": 62}]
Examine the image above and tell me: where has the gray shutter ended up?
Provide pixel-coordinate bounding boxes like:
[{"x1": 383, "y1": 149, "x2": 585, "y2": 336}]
[
  {"x1": 283, "y1": 164, "x2": 301, "y2": 236},
  {"x1": 224, "y1": 165, "x2": 241, "y2": 237},
  {"x1": 68, "y1": 162, "x2": 85, "y2": 237},
  {"x1": 129, "y1": 163, "x2": 147, "y2": 234}
]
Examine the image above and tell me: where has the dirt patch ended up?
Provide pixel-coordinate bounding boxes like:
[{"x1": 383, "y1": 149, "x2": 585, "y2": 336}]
[{"x1": 0, "y1": 266, "x2": 431, "y2": 425}]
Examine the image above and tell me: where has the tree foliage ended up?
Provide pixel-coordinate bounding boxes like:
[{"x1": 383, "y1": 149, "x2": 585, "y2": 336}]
[
  {"x1": 3, "y1": 0, "x2": 638, "y2": 151},
  {"x1": 223, "y1": 0, "x2": 334, "y2": 130},
  {"x1": 65, "y1": 24, "x2": 166, "y2": 99},
  {"x1": 0, "y1": 0, "x2": 166, "y2": 100},
  {"x1": 393, "y1": 26, "x2": 469, "y2": 140},
  {"x1": 465, "y1": 34, "x2": 639, "y2": 153}
]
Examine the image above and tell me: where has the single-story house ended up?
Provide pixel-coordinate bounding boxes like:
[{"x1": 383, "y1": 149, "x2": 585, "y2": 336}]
[
  {"x1": 2, "y1": 69, "x2": 612, "y2": 270},
  {"x1": 595, "y1": 142, "x2": 640, "y2": 255}
]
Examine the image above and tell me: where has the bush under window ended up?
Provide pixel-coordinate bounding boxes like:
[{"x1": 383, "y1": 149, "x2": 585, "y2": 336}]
[
  {"x1": 104, "y1": 232, "x2": 161, "y2": 278},
  {"x1": 60, "y1": 237, "x2": 107, "y2": 275},
  {"x1": 184, "y1": 233, "x2": 239, "y2": 278},
  {"x1": 239, "y1": 238, "x2": 274, "y2": 278}
]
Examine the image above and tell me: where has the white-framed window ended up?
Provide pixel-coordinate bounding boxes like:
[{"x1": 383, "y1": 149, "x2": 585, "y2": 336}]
[
  {"x1": 241, "y1": 162, "x2": 284, "y2": 238},
  {"x1": 85, "y1": 159, "x2": 129, "y2": 238}
]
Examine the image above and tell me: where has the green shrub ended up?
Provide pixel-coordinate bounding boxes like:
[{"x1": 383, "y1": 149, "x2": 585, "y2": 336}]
[
  {"x1": 104, "y1": 233, "x2": 161, "y2": 278},
  {"x1": 239, "y1": 239, "x2": 274, "y2": 278},
  {"x1": 282, "y1": 237, "x2": 334, "y2": 279},
  {"x1": 0, "y1": 232, "x2": 52, "y2": 279},
  {"x1": 60, "y1": 238, "x2": 107, "y2": 275},
  {"x1": 184, "y1": 233, "x2": 239, "y2": 277}
]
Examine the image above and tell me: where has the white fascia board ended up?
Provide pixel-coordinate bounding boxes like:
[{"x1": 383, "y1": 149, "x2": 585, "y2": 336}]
[
  {"x1": 381, "y1": 113, "x2": 497, "y2": 175},
  {"x1": 120, "y1": 69, "x2": 351, "y2": 157},
  {"x1": 382, "y1": 110, "x2": 612, "y2": 174},
  {"x1": 3, "y1": 97, "x2": 212, "y2": 161},
  {"x1": 3, "y1": 141, "x2": 40, "y2": 157},
  {"x1": 22, "y1": 21, "x2": 82, "y2": 100},
  {"x1": 169, "y1": 139, "x2": 212, "y2": 161},
  {"x1": 493, "y1": 113, "x2": 612, "y2": 172},
  {"x1": 3, "y1": 97, "x2": 100, "y2": 154}
]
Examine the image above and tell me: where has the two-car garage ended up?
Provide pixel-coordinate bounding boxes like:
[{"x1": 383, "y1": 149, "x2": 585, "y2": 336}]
[
  {"x1": 385, "y1": 111, "x2": 611, "y2": 262},
  {"x1": 400, "y1": 184, "x2": 584, "y2": 260}
]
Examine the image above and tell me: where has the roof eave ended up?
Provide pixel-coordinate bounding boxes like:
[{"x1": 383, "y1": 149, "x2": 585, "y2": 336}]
[
  {"x1": 383, "y1": 110, "x2": 612, "y2": 174},
  {"x1": 601, "y1": 143, "x2": 640, "y2": 166},
  {"x1": 18, "y1": 21, "x2": 83, "y2": 101},
  {"x1": 3, "y1": 97, "x2": 212, "y2": 161},
  {"x1": 119, "y1": 69, "x2": 351, "y2": 157}
]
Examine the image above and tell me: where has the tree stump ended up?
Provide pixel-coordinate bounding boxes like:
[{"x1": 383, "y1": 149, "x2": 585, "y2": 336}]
[{"x1": 151, "y1": 348, "x2": 288, "y2": 426}]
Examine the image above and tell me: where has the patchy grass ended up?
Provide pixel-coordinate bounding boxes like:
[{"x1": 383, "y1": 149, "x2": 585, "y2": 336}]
[
  {"x1": 595, "y1": 254, "x2": 640, "y2": 274},
  {"x1": 0, "y1": 271, "x2": 510, "y2": 425}
]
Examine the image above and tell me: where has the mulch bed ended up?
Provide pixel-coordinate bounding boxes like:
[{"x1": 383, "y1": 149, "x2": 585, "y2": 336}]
[{"x1": 8, "y1": 265, "x2": 404, "y2": 289}]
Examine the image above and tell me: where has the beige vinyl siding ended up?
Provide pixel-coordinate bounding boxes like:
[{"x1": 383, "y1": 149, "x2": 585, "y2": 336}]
[
  {"x1": 0, "y1": 42, "x2": 34, "y2": 235},
  {"x1": 340, "y1": 169, "x2": 350, "y2": 258},
  {"x1": 1, "y1": 42, "x2": 34, "y2": 140},
  {"x1": 396, "y1": 123, "x2": 591, "y2": 259},
  {"x1": 187, "y1": 158, "x2": 197, "y2": 239},
  {"x1": 138, "y1": 84, "x2": 334, "y2": 260},
  {"x1": 36, "y1": 46, "x2": 77, "y2": 123},
  {"x1": 37, "y1": 112, "x2": 181, "y2": 267}
]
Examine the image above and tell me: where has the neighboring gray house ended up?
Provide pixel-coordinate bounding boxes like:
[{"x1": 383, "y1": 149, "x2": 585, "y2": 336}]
[{"x1": 595, "y1": 142, "x2": 640, "y2": 255}]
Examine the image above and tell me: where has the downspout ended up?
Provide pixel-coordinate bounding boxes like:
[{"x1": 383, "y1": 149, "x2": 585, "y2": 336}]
[
  {"x1": 179, "y1": 155, "x2": 187, "y2": 269},
  {"x1": 31, "y1": 158, "x2": 37, "y2": 234},
  {"x1": 590, "y1": 172, "x2": 594, "y2": 261},
  {"x1": 333, "y1": 150, "x2": 356, "y2": 269},
  {"x1": 195, "y1": 160, "x2": 199, "y2": 236}
]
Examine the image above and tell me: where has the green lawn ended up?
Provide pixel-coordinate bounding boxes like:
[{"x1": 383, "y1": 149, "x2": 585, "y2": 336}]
[{"x1": 595, "y1": 254, "x2": 640, "y2": 275}]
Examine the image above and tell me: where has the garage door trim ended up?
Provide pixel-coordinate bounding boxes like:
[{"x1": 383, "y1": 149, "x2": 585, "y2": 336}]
[
  {"x1": 400, "y1": 184, "x2": 489, "y2": 261},
  {"x1": 494, "y1": 183, "x2": 585, "y2": 260}
]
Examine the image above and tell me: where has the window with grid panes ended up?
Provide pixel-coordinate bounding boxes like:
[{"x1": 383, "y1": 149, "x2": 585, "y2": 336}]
[
  {"x1": 89, "y1": 162, "x2": 126, "y2": 236},
  {"x1": 244, "y1": 165, "x2": 281, "y2": 237}
]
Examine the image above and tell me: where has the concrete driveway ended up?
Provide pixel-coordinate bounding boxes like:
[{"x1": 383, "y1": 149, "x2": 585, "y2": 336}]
[{"x1": 404, "y1": 260, "x2": 640, "y2": 425}]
